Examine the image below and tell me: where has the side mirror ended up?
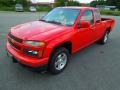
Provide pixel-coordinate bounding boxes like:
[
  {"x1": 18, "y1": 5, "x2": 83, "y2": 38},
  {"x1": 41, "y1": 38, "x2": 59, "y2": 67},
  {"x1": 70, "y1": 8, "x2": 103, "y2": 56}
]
[
  {"x1": 39, "y1": 15, "x2": 45, "y2": 21},
  {"x1": 96, "y1": 20, "x2": 101, "y2": 23},
  {"x1": 78, "y1": 20, "x2": 91, "y2": 29}
]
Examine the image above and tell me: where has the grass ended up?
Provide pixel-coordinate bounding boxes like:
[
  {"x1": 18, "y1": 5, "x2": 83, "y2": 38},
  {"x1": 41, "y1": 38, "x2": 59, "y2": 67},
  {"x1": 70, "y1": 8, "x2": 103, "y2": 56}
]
[
  {"x1": 0, "y1": 7, "x2": 14, "y2": 11},
  {"x1": 100, "y1": 10, "x2": 120, "y2": 16}
]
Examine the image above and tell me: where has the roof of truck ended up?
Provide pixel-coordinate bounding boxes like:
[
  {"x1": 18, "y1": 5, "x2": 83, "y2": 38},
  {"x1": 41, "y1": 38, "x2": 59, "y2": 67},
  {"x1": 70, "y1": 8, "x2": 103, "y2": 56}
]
[{"x1": 58, "y1": 6, "x2": 97, "y2": 10}]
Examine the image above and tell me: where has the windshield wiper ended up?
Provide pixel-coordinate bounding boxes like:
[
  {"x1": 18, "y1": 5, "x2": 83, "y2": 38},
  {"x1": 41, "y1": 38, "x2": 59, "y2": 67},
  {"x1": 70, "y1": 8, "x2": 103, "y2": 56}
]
[
  {"x1": 39, "y1": 20, "x2": 62, "y2": 25},
  {"x1": 46, "y1": 21, "x2": 62, "y2": 25},
  {"x1": 39, "y1": 19, "x2": 46, "y2": 22}
]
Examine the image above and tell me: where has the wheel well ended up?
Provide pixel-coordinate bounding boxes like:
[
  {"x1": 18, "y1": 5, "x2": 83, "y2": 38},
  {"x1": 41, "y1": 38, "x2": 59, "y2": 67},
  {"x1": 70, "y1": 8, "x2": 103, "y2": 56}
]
[
  {"x1": 106, "y1": 27, "x2": 111, "y2": 33},
  {"x1": 51, "y1": 42, "x2": 72, "y2": 55}
]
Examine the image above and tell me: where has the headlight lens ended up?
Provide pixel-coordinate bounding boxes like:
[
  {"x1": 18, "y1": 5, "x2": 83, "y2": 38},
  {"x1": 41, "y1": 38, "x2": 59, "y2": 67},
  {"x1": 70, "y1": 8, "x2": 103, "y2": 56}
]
[{"x1": 25, "y1": 41, "x2": 45, "y2": 47}]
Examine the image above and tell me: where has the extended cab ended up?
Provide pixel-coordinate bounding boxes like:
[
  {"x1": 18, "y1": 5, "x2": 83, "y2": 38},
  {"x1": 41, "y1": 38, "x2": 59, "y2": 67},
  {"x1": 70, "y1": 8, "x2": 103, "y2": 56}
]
[{"x1": 6, "y1": 7, "x2": 115, "y2": 74}]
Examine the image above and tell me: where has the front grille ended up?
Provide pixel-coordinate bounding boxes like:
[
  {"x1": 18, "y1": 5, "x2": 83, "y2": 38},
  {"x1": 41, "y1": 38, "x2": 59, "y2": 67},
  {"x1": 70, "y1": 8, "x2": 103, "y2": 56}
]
[
  {"x1": 8, "y1": 33, "x2": 23, "y2": 43},
  {"x1": 8, "y1": 39, "x2": 21, "y2": 50}
]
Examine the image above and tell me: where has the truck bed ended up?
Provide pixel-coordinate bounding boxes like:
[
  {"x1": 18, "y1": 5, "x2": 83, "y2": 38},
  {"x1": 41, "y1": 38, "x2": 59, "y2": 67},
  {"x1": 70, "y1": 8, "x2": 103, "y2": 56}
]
[
  {"x1": 101, "y1": 18, "x2": 115, "y2": 31},
  {"x1": 101, "y1": 18, "x2": 113, "y2": 21}
]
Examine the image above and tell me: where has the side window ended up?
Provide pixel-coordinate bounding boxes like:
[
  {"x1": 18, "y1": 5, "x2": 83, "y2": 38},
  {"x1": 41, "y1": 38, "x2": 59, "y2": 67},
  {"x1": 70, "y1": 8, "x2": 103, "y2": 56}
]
[
  {"x1": 81, "y1": 10, "x2": 94, "y2": 25},
  {"x1": 94, "y1": 10, "x2": 101, "y2": 23}
]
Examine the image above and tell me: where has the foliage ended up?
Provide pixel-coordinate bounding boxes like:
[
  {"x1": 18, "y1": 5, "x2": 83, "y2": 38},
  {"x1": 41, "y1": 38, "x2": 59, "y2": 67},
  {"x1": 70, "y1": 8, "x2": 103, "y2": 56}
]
[
  {"x1": 0, "y1": 0, "x2": 15, "y2": 7},
  {"x1": 36, "y1": 6, "x2": 52, "y2": 12},
  {"x1": 0, "y1": 0, "x2": 30, "y2": 11},
  {"x1": 0, "y1": 0, "x2": 29, "y2": 7},
  {"x1": 15, "y1": 0, "x2": 29, "y2": 7},
  {"x1": 100, "y1": 10, "x2": 120, "y2": 16},
  {"x1": 56, "y1": 0, "x2": 80, "y2": 6},
  {"x1": 0, "y1": 6, "x2": 14, "y2": 11},
  {"x1": 67, "y1": 0, "x2": 80, "y2": 6},
  {"x1": 56, "y1": 0, "x2": 67, "y2": 6},
  {"x1": 90, "y1": 0, "x2": 120, "y2": 9},
  {"x1": 90, "y1": 0, "x2": 106, "y2": 7},
  {"x1": 106, "y1": 0, "x2": 120, "y2": 9}
]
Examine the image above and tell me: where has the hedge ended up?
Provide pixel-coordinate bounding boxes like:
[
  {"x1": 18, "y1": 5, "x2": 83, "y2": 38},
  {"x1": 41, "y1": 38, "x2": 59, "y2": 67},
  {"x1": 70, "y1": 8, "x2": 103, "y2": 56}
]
[{"x1": 100, "y1": 10, "x2": 120, "y2": 16}]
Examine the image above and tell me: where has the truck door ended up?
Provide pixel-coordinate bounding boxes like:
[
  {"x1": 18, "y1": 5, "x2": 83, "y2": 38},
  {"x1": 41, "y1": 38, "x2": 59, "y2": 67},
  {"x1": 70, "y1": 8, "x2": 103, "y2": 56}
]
[
  {"x1": 94, "y1": 9, "x2": 105, "y2": 39},
  {"x1": 74, "y1": 10, "x2": 95, "y2": 51}
]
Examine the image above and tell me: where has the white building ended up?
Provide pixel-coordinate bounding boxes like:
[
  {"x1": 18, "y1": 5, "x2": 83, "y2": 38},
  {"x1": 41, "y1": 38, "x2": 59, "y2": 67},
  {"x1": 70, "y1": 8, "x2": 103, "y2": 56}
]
[{"x1": 96, "y1": 5, "x2": 116, "y2": 10}]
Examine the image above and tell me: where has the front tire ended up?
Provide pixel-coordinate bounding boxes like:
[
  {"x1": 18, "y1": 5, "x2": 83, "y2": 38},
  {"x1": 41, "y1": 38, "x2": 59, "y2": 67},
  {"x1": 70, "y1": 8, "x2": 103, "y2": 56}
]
[{"x1": 49, "y1": 47, "x2": 69, "y2": 74}]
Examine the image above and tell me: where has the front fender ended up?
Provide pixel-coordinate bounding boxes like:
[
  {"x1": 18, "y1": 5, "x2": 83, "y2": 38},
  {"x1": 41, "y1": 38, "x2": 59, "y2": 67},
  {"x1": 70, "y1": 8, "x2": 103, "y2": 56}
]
[{"x1": 42, "y1": 32, "x2": 73, "y2": 59}]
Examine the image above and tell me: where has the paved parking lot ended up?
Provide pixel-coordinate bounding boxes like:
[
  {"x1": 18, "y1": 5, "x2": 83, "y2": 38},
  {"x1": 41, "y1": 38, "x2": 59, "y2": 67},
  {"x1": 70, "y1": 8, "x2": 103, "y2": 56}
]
[{"x1": 0, "y1": 12, "x2": 120, "y2": 90}]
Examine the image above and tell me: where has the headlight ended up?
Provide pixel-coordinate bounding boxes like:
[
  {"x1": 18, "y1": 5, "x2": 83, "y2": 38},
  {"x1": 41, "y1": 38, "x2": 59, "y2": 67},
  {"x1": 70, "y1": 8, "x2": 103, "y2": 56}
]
[{"x1": 25, "y1": 41, "x2": 45, "y2": 47}]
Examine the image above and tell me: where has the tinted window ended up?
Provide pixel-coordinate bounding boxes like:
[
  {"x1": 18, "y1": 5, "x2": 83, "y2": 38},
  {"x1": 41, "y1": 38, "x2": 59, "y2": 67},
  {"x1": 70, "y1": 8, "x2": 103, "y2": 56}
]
[{"x1": 81, "y1": 10, "x2": 94, "y2": 24}]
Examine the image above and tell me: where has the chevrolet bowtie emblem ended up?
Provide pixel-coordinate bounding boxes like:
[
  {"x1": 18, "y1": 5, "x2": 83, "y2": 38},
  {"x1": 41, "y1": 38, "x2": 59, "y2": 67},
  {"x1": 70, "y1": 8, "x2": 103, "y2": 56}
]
[{"x1": 11, "y1": 39, "x2": 15, "y2": 43}]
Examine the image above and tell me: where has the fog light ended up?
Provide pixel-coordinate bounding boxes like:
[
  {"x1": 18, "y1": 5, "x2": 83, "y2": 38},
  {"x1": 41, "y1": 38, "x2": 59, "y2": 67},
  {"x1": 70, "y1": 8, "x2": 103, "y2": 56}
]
[
  {"x1": 24, "y1": 49, "x2": 39, "y2": 57},
  {"x1": 28, "y1": 50, "x2": 38, "y2": 55}
]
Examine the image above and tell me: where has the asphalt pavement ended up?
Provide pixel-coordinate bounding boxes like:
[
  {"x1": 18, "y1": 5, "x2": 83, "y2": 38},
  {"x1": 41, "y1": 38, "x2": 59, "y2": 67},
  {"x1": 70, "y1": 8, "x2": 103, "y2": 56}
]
[{"x1": 0, "y1": 12, "x2": 120, "y2": 90}]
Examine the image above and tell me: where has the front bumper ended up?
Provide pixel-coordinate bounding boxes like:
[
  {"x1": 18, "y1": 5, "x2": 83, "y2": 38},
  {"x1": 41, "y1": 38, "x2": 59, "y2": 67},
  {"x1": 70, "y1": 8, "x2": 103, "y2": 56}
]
[
  {"x1": 16, "y1": 8, "x2": 23, "y2": 12},
  {"x1": 6, "y1": 42, "x2": 49, "y2": 67}
]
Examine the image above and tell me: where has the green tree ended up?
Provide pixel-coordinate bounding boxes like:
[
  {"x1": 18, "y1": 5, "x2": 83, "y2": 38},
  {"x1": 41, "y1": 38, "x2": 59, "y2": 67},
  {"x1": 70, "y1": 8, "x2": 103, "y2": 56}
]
[
  {"x1": 0, "y1": 0, "x2": 29, "y2": 7},
  {"x1": 90, "y1": 1, "x2": 98, "y2": 7},
  {"x1": 56, "y1": 0, "x2": 80, "y2": 6},
  {"x1": 67, "y1": 0, "x2": 80, "y2": 6},
  {"x1": 106, "y1": 0, "x2": 116, "y2": 6},
  {"x1": 106, "y1": 0, "x2": 120, "y2": 9},
  {"x1": 15, "y1": 0, "x2": 29, "y2": 7},
  {"x1": 56, "y1": 0, "x2": 68, "y2": 6},
  {"x1": 117, "y1": 1, "x2": 120, "y2": 9},
  {"x1": 90, "y1": 0, "x2": 106, "y2": 7},
  {"x1": 0, "y1": 0, "x2": 15, "y2": 7}
]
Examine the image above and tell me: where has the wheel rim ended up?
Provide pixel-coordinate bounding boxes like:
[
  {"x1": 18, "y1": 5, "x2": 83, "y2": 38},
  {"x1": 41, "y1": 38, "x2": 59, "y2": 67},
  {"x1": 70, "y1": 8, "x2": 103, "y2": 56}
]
[
  {"x1": 104, "y1": 33, "x2": 109, "y2": 43},
  {"x1": 55, "y1": 53, "x2": 67, "y2": 70}
]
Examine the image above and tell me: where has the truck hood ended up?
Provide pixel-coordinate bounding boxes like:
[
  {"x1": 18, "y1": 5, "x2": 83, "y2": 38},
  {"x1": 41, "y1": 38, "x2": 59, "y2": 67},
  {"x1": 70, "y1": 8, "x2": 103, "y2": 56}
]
[{"x1": 11, "y1": 21, "x2": 70, "y2": 41}]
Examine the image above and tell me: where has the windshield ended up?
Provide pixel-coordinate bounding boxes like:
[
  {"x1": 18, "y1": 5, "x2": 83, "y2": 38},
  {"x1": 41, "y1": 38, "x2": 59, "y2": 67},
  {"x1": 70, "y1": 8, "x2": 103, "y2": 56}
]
[
  {"x1": 16, "y1": 4, "x2": 22, "y2": 7},
  {"x1": 41, "y1": 8, "x2": 80, "y2": 26},
  {"x1": 30, "y1": 6, "x2": 35, "y2": 9}
]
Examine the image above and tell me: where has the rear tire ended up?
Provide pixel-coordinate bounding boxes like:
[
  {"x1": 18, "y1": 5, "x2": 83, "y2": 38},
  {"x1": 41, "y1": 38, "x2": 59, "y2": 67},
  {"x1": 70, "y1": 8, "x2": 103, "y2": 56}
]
[
  {"x1": 98, "y1": 31, "x2": 110, "y2": 45},
  {"x1": 48, "y1": 47, "x2": 70, "y2": 75}
]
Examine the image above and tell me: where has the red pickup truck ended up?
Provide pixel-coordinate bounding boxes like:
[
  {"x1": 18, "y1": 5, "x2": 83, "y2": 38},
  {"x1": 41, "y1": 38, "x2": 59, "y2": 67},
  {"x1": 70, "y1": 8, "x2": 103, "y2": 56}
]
[{"x1": 6, "y1": 7, "x2": 115, "y2": 74}]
